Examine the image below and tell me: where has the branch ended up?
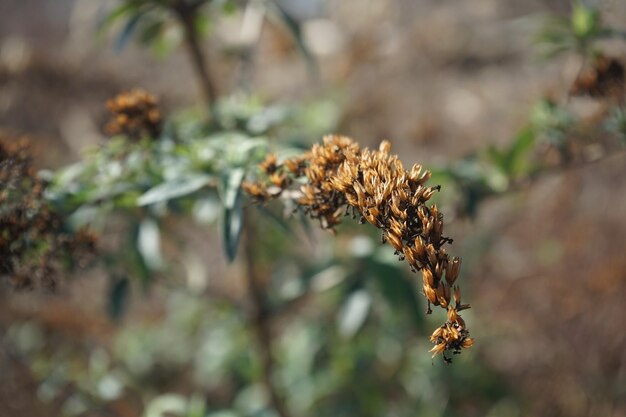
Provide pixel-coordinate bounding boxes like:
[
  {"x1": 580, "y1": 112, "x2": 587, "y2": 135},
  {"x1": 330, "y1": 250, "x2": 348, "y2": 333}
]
[
  {"x1": 171, "y1": 1, "x2": 220, "y2": 116},
  {"x1": 242, "y1": 216, "x2": 293, "y2": 417}
]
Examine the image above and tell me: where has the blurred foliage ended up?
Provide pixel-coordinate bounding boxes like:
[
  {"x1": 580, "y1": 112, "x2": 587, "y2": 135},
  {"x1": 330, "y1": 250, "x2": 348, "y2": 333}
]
[
  {"x1": 3, "y1": 1, "x2": 626, "y2": 417},
  {"x1": 536, "y1": 0, "x2": 626, "y2": 58},
  {"x1": 100, "y1": 0, "x2": 314, "y2": 66}
]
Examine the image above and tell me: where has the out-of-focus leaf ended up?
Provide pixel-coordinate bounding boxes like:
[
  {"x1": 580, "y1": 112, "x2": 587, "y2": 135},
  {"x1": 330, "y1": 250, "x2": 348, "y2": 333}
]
[
  {"x1": 571, "y1": 1, "x2": 600, "y2": 39},
  {"x1": 116, "y1": 12, "x2": 145, "y2": 52},
  {"x1": 221, "y1": 0, "x2": 238, "y2": 15},
  {"x1": 194, "y1": 11, "x2": 211, "y2": 37},
  {"x1": 206, "y1": 411, "x2": 240, "y2": 417},
  {"x1": 186, "y1": 395, "x2": 207, "y2": 417},
  {"x1": 137, "y1": 174, "x2": 214, "y2": 206},
  {"x1": 368, "y1": 257, "x2": 424, "y2": 327},
  {"x1": 337, "y1": 289, "x2": 371, "y2": 338},
  {"x1": 192, "y1": 195, "x2": 222, "y2": 224},
  {"x1": 138, "y1": 218, "x2": 163, "y2": 270},
  {"x1": 129, "y1": 224, "x2": 152, "y2": 285},
  {"x1": 485, "y1": 127, "x2": 535, "y2": 179},
  {"x1": 108, "y1": 277, "x2": 130, "y2": 321},
  {"x1": 255, "y1": 205, "x2": 293, "y2": 236},
  {"x1": 145, "y1": 394, "x2": 187, "y2": 417},
  {"x1": 265, "y1": 0, "x2": 317, "y2": 73},
  {"x1": 100, "y1": 2, "x2": 143, "y2": 30},
  {"x1": 220, "y1": 168, "x2": 246, "y2": 262},
  {"x1": 508, "y1": 127, "x2": 536, "y2": 177},
  {"x1": 139, "y1": 18, "x2": 165, "y2": 46}
]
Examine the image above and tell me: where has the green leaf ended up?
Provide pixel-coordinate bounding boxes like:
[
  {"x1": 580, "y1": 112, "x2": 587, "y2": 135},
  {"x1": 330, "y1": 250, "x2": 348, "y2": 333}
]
[
  {"x1": 108, "y1": 277, "x2": 130, "y2": 321},
  {"x1": 138, "y1": 18, "x2": 165, "y2": 46},
  {"x1": 220, "y1": 168, "x2": 246, "y2": 262},
  {"x1": 100, "y1": 2, "x2": 143, "y2": 31},
  {"x1": 571, "y1": 1, "x2": 600, "y2": 39},
  {"x1": 145, "y1": 394, "x2": 187, "y2": 417},
  {"x1": 508, "y1": 127, "x2": 536, "y2": 177},
  {"x1": 137, "y1": 218, "x2": 163, "y2": 270},
  {"x1": 137, "y1": 174, "x2": 214, "y2": 206},
  {"x1": 116, "y1": 12, "x2": 145, "y2": 52},
  {"x1": 129, "y1": 223, "x2": 152, "y2": 286},
  {"x1": 337, "y1": 289, "x2": 371, "y2": 338}
]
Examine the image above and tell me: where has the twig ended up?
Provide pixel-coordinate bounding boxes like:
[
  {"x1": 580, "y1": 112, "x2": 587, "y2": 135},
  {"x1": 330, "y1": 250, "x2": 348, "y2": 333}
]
[
  {"x1": 242, "y1": 216, "x2": 293, "y2": 417},
  {"x1": 171, "y1": 1, "x2": 220, "y2": 119}
]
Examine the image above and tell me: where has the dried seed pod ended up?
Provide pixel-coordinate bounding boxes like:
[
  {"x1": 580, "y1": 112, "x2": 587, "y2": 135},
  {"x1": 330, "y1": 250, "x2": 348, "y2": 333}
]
[
  {"x1": 445, "y1": 257, "x2": 462, "y2": 286},
  {"x1": 429, "y1": 342, "x2": 447, "y2": 358}
]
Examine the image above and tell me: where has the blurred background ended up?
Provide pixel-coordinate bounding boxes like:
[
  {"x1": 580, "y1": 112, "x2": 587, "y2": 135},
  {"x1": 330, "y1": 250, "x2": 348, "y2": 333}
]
[{"x1": 1, "y1": 0, "x2": 626, "y2": 416}]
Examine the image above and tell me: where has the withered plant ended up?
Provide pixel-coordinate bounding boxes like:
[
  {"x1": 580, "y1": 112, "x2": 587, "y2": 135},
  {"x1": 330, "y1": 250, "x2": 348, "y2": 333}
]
[
  {"x1": 0, "y1": 136, "x2": 96, "y2": 289},
  {"x1": 244, "y1": 135, "x2": 474, "y2": 361}
]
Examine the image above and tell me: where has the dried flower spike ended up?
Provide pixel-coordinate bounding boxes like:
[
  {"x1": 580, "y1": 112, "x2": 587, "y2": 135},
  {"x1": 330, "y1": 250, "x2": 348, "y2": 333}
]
[{"x1": 244, "y1": 135, "x2": 473, "y2": 361}]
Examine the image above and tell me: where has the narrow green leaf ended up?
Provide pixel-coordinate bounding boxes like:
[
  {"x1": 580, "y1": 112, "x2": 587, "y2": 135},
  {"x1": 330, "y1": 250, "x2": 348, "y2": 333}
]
[
  {"x1": 108, "y1": 277, "x2": 130, "y2": 321},
  {"x1": 220, "y1": 168, "x2": 246, "y2": 262},
  {"x1": 129, "y1": 224, "x2": 152, "y2": 286},
  {"x1": 116, "y1": 12, "x2": 144, "y2": 52},
  {"x1": 137, "y1": 218, "x2": 163, "y2": 270},
  {"x1": 139, "y1": 19, "x2": 165, "y2": 46},
  {"x1": 137, "y1": 174, "x2": 214, "y2": 206},
  {"x1": 100, "y1": 2, "x2": 142, "y2": 31},
  {"x1": 509, "y1": 127, "x2": 536, "y2": 176},
  {"x1": 571, "y1": 1, "x2": 600, "y2": 39}
]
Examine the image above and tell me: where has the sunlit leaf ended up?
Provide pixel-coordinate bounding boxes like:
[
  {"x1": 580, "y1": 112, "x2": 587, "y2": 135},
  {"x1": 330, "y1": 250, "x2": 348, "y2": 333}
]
[
  {"x1": 145, "y1": 394, "x2": 187, "y2": 417},
  {"x1": 337, "y1": 289, "x2": 371, "y2": 338},
  {"x1": 137, "y1": 174, "x2": 214, "y2": 206},
  {"x1": 508, "y1": 127, "x2": 536, "y2": 177},
  {"x1": 138, "y1": 218, "x2": 163, "y2": 270},
  {"x1": 571, "y1": 1, "x2": 600, "y2": 39},
  {"x1": 220, "y1": 168, "x2": 246, "y2": 262}
]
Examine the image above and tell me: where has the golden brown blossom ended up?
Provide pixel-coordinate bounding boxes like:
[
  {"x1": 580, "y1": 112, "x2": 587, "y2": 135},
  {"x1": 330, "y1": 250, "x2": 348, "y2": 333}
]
[
  {"x1": 105, "y1": 89, "x2": 162, "y2": 139},
  {"x1": 244, "y1": 135, "x2": 473, "y2": 361}
]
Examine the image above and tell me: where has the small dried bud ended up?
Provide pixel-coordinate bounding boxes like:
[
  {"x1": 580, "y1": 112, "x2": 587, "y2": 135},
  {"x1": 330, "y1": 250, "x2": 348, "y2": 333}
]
[
  {"x1": 445, "y1": 257, "x2": 462, "y2": 286},
  {"x1": 260, "y1": 154, "x2": 279, "y2": 174},
  {"x1": 422, "y1": 268, "x2": 435, "y2": 288},
  {"x1": 462, "y1": 338, "x2": 475, "y2": 349},
  {"x1": 429, "y1": 342, "x2": 447, "y2": 358},
  {"x1": 447, "y1": 307, "x2": 458, "y2": 323},
  {"x1": 105, "y1": 89, "x2": 162, "y2": 139}
]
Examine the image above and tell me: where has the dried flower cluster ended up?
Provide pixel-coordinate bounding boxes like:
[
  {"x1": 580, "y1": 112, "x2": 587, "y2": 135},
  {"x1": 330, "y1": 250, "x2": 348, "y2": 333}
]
[
  {"x1": 243, "y1": 135, "x2": 473, "y2": 361},
  {"x1": 0, "y1": 136, "x2": 96, "y2": 289},
  {"x1": 105, "y1": 89, "x2": 162, "y2": 139},
  {"x1": 571, "y1": 55, "x2": 625, "y2": 99}
]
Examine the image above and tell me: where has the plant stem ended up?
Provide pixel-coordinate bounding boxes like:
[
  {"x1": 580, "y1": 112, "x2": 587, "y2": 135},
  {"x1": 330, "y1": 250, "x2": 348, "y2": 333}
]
[
  {"x1": 172, "y1": 1, "x2": 220, "y2": 118},
  {"x1": 242, "y1": 217, "x2": 293, "y2": 417}
]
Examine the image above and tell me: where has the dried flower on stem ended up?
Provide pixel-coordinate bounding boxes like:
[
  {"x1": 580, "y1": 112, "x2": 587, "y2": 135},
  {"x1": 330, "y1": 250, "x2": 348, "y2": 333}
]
[
  {"x1": 244, "y1": 135, "x2": 473, "y2": 361},
  {"x1": 105, "y1": 89, "x2": 162, "y2": 139}
]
